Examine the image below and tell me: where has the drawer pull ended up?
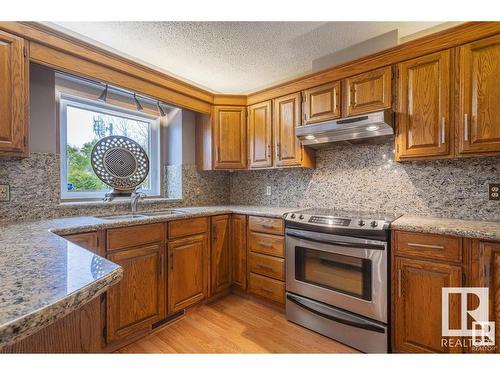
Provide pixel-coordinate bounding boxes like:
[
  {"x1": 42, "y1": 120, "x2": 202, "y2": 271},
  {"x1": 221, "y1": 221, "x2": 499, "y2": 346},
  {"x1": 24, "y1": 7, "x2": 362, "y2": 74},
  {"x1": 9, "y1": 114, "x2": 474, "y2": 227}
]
[
  {"x1": 259, "y1": 287, "x2": 274, "y2": 295},
  {"x1": 398, "y1": 269, "x2": 402, "y2": 298},
  {"x1": 464, "y1": 113, "x2": 468, "y2": 141},
  {"x1": 441, "y1": 117, "x2": 445, "y2": 144},
  {"x1": 257, "y1": 264, "x2": 274, "y2": 272},
  {"x1": 407, "y1": 242, "x2": 444, "y2": 250},
  {"x1": 257, "y1": 241, "x2": 273, "y2": 248},
  {"x1": 261, "y1": 223, "x2": 274, "y2": 229}
]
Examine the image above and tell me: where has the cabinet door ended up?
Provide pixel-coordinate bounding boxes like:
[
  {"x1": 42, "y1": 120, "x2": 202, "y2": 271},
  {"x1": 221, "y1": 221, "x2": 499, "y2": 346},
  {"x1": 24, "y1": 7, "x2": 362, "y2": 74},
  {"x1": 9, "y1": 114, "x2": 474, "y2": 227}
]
[
  {"x1": 248, "y1": 100, "x2": 273, "y2": 168},
  {"x1": 273, "y1": 93, "x2": 302, "y2": 167},
  {"x1": 343, "y1": 66, "x2": 392, "y2": 116},
  {"x1": 168, "y1": 234, "x2": 209, "y2": 313},
  {"x1": 396, "y1": 50, "x2": 452, "y2": 160},
  {"x1": 469, "y1": 240, "x2": 500, "y2": 353},
  {"x1": 393, "y1": 257, "x2": 462, "y2": 353},
  {"x1": 231, "y1": 214, "x2": 247, "y2": 290},
  {"x1": 213, "y1": 106, "x2": 247, "y2": 169},
  {"x1": 302, "y1": 81, "x2": 341, "y2": 125},
  {"x1": 106, "y1": 243, "x2": 166, "y2": 344},
  {"x1": 458, "y1": 34, "x2": 500, "y2": 155},
  {"x1": 211, "y1": 215, "x2": 232, "y2": 295},
  {"x1": 63, "y1": 232, "x2": 102, "y2": 255},
  {"x1": 0, "y1": 30, "x2": 28, "y2": 157}
]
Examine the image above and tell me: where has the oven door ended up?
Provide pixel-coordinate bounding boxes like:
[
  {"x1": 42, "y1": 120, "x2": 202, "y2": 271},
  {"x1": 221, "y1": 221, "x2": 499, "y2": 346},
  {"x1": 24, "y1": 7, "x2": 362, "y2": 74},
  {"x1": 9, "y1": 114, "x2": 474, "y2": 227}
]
[{"x1": 286, "y1": 227, "x2": 387, "y2": 323}]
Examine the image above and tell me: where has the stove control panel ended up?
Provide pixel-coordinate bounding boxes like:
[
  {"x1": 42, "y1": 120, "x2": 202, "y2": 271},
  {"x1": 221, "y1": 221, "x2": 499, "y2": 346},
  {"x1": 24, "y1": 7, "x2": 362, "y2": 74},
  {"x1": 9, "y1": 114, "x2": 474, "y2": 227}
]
[
  {"x1": 284, "y1": 212, "x2": 389, "y2": 231},
  {"x1": 309, "y1": 216, "x2": 351, "y2": 226}
]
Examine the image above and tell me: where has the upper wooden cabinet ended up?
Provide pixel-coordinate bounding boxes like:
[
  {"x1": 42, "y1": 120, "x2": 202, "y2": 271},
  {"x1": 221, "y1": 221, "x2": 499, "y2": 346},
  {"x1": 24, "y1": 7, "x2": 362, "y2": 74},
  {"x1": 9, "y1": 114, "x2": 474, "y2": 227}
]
[
  {"x1": 210, "y1": 215, "x2": 232, "y2": 295},
  {"x1": 302, "y1": 81, "x2": 341, "y2": 125},
  {"x1": 213, "y1": 106, "x2": 247, "y2": 169},
  {"x1": 343, "y1": 66, "x2": 392, "y2": 117},
  {"x1": 458, "y1": 34, "x2": 500, "y2": 156},
  {"x1": 395, "y1": 50, "x2": 452, "y2": 160},
  {"x1": 0, "y1": 30, "x2": 28, "y2": 157},
  {"x1": 248, "y1": 100, "x2": 273, "y2": 168}
]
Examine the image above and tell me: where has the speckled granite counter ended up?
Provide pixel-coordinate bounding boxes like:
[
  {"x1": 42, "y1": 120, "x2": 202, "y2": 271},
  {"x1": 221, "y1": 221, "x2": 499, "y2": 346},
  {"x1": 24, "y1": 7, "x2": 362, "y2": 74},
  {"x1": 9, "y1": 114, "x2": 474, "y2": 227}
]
[
  {"x1": 391, "y1": 215, "x2": 500, "y2": 241},
  {"x1": 0, "y1": 205, "x2": 292, "y2": 348}
]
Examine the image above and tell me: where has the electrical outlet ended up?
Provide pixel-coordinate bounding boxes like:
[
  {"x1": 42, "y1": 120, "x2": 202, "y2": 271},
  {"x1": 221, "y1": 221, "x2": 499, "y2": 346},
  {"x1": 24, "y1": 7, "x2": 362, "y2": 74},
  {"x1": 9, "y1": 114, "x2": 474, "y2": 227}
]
[
  {"x1": 0, "y1": 184, "x2": 10, "y2": 202},
  {"x1": 489, "y1": 183, "x2": 500, "y2": 201},
  {"x1": 265, "y1": 186, "x2": 272, "y2": 196}
]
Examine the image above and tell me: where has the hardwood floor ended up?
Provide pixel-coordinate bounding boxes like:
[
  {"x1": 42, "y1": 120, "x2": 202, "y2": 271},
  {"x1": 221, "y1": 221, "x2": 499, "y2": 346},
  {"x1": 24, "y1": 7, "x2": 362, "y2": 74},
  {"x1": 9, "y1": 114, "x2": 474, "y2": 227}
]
[{"x1": 116, "y1": 293, "x2": 359, "y2": 353}]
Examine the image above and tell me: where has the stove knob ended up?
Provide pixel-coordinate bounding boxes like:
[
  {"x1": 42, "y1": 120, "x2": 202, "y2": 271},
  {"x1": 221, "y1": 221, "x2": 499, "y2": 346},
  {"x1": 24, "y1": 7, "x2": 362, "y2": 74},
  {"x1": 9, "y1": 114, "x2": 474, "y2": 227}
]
[
  {"x1": 290, "y1": 213, "x2": 296, "y2": 219},
  {"x1": 370, "y1": 220, "x2": 378, "y2": 228},
  {"x1": 358, "y1": 219, "x2": 365, "y2": 227},
  {"x1": 299, "y1": 214, "x2": 305, "y2": 220}
]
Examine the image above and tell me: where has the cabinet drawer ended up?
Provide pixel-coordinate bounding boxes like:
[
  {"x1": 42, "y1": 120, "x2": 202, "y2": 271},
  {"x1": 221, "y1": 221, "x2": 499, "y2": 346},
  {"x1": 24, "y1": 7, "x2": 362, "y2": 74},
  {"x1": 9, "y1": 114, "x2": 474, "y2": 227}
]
[
  {"x1": 107, "y1": 223, "x2": 164, "y2": 251},
  {"x1": 394, "y1": 231, "x2": 462, "y2": 263},
  {"x1": 248, "y1": 232, "x2": 284, "y2": 258},
  {"x1": 249, "y1": 252, "x2": 285, "y2": 281},
  {"x1": 248, "y1": 216, "x2": 284, "y2": 235},
  {"x1": 168, "y1": 217, "x2": 209, "y2": 239},
  {"x1": 248, "y1": 273, "x2": 285, "y2": 304}
]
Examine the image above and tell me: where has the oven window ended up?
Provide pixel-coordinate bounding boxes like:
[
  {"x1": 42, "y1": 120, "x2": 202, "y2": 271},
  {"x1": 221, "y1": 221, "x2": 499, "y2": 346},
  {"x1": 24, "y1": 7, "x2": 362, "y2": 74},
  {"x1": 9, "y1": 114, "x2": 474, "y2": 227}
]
[{"x1": 295, "y1": 247, "x2": 372, "y2": 301}]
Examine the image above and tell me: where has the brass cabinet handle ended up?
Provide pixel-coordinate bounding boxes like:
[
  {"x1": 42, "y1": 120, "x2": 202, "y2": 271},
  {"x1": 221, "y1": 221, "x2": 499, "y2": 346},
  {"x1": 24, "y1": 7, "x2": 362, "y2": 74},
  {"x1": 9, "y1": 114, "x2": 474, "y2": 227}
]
[
  {"x1": 257, "y1": 264, "x2": 274, "y2": 272},
  {"x1": 407, "y1": 242, "x2": 444, "y2": 250},
  {"x1": 441, "y1": 117, "x2": 446, "y2": 144},
  {"x1": 170, "y1": 252, "x2": 174, "y2": 271},
  {"x1": 464, "y1": 113, "x2": 468, "y2": 141},
  {"x1": 398, "y1": 269, "x2": 402, "y2": 298},
  {"x1": 257, "y1": 241, "x2": 273, "y2": 248}
]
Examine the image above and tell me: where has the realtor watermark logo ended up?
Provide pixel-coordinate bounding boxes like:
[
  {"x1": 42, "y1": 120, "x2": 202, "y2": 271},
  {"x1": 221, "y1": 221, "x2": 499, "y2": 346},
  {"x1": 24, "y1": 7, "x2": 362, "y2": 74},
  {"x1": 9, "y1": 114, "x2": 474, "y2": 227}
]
[{"x1": 441, "y1": 287, "x2": 496, "y2": 351}]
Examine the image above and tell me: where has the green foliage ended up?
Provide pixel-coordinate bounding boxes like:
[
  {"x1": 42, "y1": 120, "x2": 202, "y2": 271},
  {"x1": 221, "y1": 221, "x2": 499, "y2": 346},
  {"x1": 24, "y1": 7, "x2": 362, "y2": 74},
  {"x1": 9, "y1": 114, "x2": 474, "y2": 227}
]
[{"x1": 67, "y1": 139, "x2": 107, "y2": 191}]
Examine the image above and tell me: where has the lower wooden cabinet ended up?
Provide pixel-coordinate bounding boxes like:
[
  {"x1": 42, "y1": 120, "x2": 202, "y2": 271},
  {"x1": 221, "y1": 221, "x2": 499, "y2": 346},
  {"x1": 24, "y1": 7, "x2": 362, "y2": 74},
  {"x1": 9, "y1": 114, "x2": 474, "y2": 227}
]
[
  {"x1": 167, "y1": 233, "x2": 209, "y2": 313},
  {"x1": 393, "y1": 256, "x2": 462, "y2": 353},
  {"x1": 211, "y1": 215, "x2": 232, "y2": 295},
  {"x1": 231, "y1": 214, "x2": 247, "y2": 290},
  {"x1": 106, "y1": 243, "x2": 166, "y2": 344},
  {"x1": 63, "y1": 231, "x2": 103, "y2": 256}
]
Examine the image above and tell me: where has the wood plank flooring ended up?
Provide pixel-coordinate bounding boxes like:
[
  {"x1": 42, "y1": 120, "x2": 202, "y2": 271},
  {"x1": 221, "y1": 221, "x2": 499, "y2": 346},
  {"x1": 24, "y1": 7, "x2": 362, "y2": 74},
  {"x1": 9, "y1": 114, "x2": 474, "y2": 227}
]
[{"x1": 117, "y1": 294, "x2": 358, "y2": 353}]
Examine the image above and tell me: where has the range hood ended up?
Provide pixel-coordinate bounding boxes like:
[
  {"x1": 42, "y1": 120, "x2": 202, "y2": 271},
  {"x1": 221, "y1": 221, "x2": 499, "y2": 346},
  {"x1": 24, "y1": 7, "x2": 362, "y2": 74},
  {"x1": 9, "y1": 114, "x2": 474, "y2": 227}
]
[{"x1": 296, "y1": 110, "x2": 394, "y2": 148}]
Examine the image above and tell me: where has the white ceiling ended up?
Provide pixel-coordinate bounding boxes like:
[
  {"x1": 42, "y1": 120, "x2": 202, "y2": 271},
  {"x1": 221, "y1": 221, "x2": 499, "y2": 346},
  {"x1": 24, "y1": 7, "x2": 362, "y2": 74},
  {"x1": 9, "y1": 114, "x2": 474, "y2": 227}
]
[{"x1": 49, "y1": 22, "x2": 449, "y2": 94}]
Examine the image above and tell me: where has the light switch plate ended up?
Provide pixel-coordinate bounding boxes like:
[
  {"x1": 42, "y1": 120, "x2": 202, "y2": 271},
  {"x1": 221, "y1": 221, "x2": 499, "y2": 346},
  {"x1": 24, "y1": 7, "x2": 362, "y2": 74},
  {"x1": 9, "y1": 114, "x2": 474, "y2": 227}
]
[
  {"x1": 266, "y1": 186, "x2": 272, "y2": 196},
  {"x1": 0, "y1": 184, "x2": 10, "y2": 202},
  {"x1": 489, "y1": 183, "x2": 500, "y2": 201}
]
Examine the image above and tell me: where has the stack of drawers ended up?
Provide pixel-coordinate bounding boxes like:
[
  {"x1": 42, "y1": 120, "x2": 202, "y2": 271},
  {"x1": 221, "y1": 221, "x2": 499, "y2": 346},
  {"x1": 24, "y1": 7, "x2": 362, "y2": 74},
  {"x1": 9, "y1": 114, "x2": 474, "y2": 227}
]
[{"x1": 247, "y1": 216, "x2": 285, "y2": 304}]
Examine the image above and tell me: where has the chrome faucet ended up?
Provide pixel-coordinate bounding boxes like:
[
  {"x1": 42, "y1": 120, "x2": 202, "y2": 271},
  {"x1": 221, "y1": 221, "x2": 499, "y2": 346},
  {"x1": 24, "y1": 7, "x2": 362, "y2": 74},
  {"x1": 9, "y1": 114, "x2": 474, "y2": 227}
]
[{"x1": 130, "y1": 188, "x2": 146, "y2": 213}]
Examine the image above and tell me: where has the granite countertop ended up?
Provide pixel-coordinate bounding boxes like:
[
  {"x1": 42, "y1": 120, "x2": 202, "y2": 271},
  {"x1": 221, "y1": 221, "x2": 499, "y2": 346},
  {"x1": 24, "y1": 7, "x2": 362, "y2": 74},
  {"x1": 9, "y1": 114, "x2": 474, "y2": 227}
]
[
  {"x1": 0, "y1": 205, "x2": 292, "y2": 348},
  {"x1": 391, "y1": 215, "x2": 500, "y2": 241}
]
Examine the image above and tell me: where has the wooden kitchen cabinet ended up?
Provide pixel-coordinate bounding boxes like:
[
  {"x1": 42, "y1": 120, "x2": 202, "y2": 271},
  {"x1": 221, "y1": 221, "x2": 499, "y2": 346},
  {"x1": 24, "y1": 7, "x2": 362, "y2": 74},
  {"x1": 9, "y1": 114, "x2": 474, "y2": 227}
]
[
  {"x1": 302, "y1": 81, "x2": 341, "y2": 125},
  {"x1": 106, "y1": 243, "x2": 166, "y2": 344},
  {"x1": 468, "y1": 240, "x2": 500, "y2": 353},
  {"x1": 273, "y1": 93, "x2": 315, "y2": 168},
  {"x1": 63, "y1": 231, "x2": 104, "y2": 256},
  {"x1": 248, "y1": 100, "x2": 273, "y2": 168},
  {"x1": 211, "y1": 215, "x2": 232, "y2": 295},
  {"x1": 213, "y1": 105, "x2": 247, "y2": 169},
  {"x1": 458, "y1": 34, "x2": 500, "y2": 156},
  {"x1": 343, "y1": 66, "x2": 392, "y2": 117},
  {"x1": 395, "y1": 50, "x2": 452, "y2": 160},
  {"x1": 231, "y1": 214, "x2": 247, "y2": 291},
  {"x1": 167, "y1": 233, "x2": 209, "y2": 313},
  {"x1": 0, "y1": 30, "x2": 28, "y2": 157},
  {"x1": 393, "y1": 256, "x2": 462, "y2": 353}
]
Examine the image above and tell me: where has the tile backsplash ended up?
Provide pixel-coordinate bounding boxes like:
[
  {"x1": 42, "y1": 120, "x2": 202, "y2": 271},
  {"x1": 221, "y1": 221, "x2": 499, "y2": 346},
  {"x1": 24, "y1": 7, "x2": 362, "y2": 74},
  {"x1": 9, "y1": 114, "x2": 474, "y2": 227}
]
[{"x1": 230, "y1": 141, "x2": 500, "y2": 220}]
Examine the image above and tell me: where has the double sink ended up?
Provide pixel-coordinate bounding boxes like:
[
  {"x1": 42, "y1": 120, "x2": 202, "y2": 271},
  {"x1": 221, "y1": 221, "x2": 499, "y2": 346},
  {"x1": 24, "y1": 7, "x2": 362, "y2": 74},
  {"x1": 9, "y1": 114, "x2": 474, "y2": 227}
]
[{"x1": 98, "y1": 209, "x2": 189, "y2": 221}]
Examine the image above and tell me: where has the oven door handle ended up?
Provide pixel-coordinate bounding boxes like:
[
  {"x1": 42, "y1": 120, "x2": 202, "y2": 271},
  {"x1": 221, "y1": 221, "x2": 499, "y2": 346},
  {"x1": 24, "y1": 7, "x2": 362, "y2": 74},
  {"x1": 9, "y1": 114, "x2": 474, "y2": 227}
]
[
  {"x1": 286, "y1": 233, "x2": 385, "y2": 250},
  {"x1": 287, "y1": 294, "x2": 386, "y2": 333}
]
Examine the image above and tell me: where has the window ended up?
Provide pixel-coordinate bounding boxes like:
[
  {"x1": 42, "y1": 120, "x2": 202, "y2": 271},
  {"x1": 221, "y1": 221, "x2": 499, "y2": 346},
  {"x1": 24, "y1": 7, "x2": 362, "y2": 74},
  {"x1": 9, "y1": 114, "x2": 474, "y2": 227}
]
[{"x1": 59, "y1": 94, "x2": 160, "y2": 200}]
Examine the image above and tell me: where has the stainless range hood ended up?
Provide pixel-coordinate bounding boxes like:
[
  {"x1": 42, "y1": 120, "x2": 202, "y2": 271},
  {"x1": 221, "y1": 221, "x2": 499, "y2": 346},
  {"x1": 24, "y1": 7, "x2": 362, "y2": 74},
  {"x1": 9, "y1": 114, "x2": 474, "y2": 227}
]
[{"x1": 296, "y1": 110, "x2": 394, "y2": 148}]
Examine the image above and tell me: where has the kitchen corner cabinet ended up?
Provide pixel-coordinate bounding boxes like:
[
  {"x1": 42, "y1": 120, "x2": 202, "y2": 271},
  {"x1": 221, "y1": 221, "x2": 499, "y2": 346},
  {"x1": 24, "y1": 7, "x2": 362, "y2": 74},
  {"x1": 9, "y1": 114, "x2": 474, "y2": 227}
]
[
  {"x1": 213, "y1": 105, "x2": 247, "y2": 169},
  {"x1": 273, "y1": 93, "x2": 315, "y2": 168},
  {"x1": 0, "y1": 30, "x2": 28, "y2": 157},
  {"x1": 231, "y1": 214, "x2": 247, "y2": 290},
  {"x1": 210, "y1": 215, "x2": 232, "y2": 295},
  {"x1": 63, "y1": 231, "x2": 104, "y2": 256},
  {"x1": 458, "y1": 34, "x2": 500, "y2": 156},
  {"x1": 343, "y1": 66, "x2": 392, "y2": 117},
  {"x1": 248, "y1": 100, "x2": 273, "y2": 168},
  {"x1": 302, "y1": 81, "x2": 341, "y2": 125},
  {"x1": 395, "y1": 50, "x2": 452, "y2": 160}
]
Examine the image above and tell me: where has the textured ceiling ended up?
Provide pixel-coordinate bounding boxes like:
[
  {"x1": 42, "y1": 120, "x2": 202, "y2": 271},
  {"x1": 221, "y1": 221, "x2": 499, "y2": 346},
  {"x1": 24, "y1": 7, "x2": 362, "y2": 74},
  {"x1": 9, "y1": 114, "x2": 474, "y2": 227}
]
[{"x1": 49, "y1": 22, "x2": 448, "y2": 94}]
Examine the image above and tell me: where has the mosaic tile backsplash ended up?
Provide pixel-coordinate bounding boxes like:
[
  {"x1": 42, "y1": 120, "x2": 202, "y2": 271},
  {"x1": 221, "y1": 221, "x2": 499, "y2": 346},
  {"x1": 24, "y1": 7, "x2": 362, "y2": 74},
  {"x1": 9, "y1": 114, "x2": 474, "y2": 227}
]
[{"x1": 230, "y1": 141, "x2": 500, "y2": 220}]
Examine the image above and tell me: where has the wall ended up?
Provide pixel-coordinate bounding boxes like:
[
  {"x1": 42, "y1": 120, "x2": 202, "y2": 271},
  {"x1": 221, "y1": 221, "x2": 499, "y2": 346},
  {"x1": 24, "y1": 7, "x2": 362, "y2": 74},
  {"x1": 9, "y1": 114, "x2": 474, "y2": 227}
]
[
  {"x1": 0, "y1": 65, "x2": 229, "y2": 223},
  {"x1": 230, "y1": 142, "x2": 500, "y2": 221}
]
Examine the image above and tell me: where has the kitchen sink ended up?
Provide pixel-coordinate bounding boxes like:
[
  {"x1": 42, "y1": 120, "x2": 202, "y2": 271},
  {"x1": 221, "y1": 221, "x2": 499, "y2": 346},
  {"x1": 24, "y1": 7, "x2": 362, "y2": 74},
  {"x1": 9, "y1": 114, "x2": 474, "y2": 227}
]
[
  {"x1": 98, "y1": 214, "x2": 147, "y2": 220},
  {"x1": 141, "y1": 209, "x2": 187, "y2": 216}
]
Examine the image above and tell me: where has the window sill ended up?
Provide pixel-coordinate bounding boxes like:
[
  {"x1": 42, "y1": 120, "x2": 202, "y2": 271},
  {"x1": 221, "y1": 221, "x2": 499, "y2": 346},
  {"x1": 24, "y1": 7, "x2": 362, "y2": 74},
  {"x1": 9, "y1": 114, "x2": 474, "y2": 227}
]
[{"x1": 59, "y1": 197, "x2": 183, "y2": 208}]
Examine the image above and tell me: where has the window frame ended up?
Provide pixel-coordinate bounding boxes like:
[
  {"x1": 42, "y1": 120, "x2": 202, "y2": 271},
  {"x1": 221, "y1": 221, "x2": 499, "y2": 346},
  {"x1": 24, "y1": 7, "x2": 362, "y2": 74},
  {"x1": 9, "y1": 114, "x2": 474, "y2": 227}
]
[{"x1": 58, "y1": 93, "x2": 161, "y2": 201}]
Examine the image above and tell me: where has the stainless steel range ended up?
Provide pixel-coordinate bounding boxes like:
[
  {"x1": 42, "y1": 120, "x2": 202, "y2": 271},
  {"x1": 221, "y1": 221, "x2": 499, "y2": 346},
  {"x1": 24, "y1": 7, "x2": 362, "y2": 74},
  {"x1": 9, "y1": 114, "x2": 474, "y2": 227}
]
[{"x1": 284, "y1": 208, "x2": 400, "y2": 353}]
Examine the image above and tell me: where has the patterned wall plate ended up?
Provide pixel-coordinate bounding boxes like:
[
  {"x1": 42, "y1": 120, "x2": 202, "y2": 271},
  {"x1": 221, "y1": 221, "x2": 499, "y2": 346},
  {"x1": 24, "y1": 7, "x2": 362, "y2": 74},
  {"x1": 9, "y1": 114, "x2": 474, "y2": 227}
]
[{"x1": 90, "y1": 136, "x2": 149, "y2": 193}]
